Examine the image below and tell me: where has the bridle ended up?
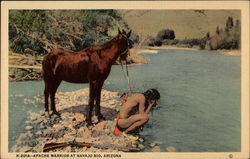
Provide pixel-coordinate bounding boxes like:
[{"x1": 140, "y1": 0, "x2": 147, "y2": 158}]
[
  {"x1": 119, "y1": 34, "x2": 130, "y2": 57},
  {"x1": 119, "y1": 34, "x2": 132, "y2": 95}
]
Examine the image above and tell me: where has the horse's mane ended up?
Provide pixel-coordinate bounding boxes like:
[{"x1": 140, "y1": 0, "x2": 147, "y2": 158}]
[{"x1": 79, "y1": 35, "x2": 119, "y2": 54}]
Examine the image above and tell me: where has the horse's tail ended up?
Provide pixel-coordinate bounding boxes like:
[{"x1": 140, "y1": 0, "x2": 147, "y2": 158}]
[{"x1": 42, "y1": 52, "x2": 58, "y2": 78}]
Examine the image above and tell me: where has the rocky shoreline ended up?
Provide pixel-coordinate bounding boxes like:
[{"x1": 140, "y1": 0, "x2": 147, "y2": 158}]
[
  {"x1": 11, "y1": 88, "x2": 146, "y2": 153},
  {"x1": 11, "y1": 88, "x2": 178, "y2": 153}
]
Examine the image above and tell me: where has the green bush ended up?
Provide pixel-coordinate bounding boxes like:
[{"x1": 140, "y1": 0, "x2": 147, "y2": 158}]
[
  {"x1": 206, "y1": 17, "x2": 240, "y2": 50},
  {"x1": 161, "y1": 39, "x2": 179, "y2": 45},
  {"x1": 156, "y1": 29, "x2": 175, "y2": 41},
  {"x1": 9, "y1": 10, "x2": 136, "y2": 56},
  {"x1": 147, "y1": 37, "x2": 162, "y2": 46}
]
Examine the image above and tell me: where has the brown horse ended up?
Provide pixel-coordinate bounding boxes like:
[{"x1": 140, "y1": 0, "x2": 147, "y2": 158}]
[{"x1": 42, "y1": 29, "x2": 132, "y2": 125}]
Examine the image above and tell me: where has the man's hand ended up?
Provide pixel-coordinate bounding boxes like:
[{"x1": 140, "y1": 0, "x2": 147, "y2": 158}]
[{"x1": 145, "y1": 100, "x2": 156, "y2": 114}]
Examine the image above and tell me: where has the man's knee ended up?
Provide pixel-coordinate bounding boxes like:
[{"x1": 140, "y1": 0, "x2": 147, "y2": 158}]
[{"x1": 141, "y1": 114, "x2": 149, "y2": 121}]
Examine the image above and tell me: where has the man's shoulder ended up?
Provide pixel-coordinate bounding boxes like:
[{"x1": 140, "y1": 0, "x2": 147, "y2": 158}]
[{"x1": 132, "y1": 93, "x2": 145, "y2": 101}]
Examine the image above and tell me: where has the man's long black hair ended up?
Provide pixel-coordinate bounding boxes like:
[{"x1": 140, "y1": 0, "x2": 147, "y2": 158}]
[{"x1": 143, "y1": 89, "x2": 160, "y2": 111}]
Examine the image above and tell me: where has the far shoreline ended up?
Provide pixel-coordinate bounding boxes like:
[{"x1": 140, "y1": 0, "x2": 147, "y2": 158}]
[{"x1": 142, "y1": 45, "x2": 241, "y2": 56}]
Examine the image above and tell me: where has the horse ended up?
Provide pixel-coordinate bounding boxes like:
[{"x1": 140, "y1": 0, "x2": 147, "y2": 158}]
[{"x1": 42, "y1": 29, "x2": 132, "y2": 125}]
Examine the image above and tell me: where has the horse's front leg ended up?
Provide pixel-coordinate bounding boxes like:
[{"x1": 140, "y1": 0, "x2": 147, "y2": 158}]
[
  {"x1": 95, "y1": 80, "x2": 105, "y2": 122},
  {"x1": 86, "y1": 81, "x2": 96, "y2": 126},
  {"x1": 43, "y1": 81, "x2": 50, "y2": 116}
]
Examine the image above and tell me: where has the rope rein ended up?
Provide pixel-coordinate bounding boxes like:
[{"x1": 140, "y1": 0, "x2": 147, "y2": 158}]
[
  {"x1": 121, "y1": 60, "x2": 132, "y2": 95},
  {"x1": 120, "y1": 34, "x2": 132, "y2": 96}
]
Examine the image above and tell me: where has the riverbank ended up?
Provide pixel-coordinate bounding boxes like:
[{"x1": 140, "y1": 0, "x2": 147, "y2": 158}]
[
  {"x1": 11, "y1": 88, "x2": 146, "y2": 152},
  {"x1": 215, "y1": 49, "x2": 241, "y2": 56},
  {"x1": 146, "y1": 45, "x2": 198, "y2": 51},
  {"x1": 146, "y1": 45, "x2": 241, "y2": 56}
]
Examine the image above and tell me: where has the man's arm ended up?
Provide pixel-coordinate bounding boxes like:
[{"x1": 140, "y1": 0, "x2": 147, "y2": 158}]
[
  {"x1": 138, "y1": 95, "x2": 146, "y2": 114},
  {"x1": 145, "y1": 101, "x2": 156, "y2": 114}
]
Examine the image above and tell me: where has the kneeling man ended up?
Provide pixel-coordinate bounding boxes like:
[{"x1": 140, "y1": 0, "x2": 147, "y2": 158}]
[{"x1": 114, "y1": 89, "x2": 160, "y2": 140}]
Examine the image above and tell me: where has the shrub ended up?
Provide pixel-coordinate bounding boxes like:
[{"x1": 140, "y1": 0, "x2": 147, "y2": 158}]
[
  {"x1": 9, "y1": 10, "x2": 135, "y2": 56},
  {"x1": 156, "y1": 29, "x2": 175, "y2": 41},
  {"x1": 161, "y1": 39, "x2": 179, "y2": 45},
  {"x1": 206, "y1": 17, "x2": 240, "y2": 50}
]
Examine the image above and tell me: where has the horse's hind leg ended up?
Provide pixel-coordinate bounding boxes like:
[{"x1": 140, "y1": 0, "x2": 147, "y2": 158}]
[
  {"x1": 95, "y1": 80, "x2": 105, "y2": 121},
  {"x1": 43, "y1": 81, "x2": 50, "y2": 115},
  {"x1": 86, "y1": 81, "x2": 97, "y2": 126},
  {"x1": 49, "y1": 78, "x2": 62, "y2": 116}
]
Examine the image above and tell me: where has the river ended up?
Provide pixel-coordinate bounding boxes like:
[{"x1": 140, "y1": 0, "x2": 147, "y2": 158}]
[{"x1": 9, "y1": 49, "x2": 241, "y2": 152}]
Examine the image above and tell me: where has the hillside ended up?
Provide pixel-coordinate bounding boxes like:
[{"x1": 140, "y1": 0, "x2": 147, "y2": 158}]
[{"x1": 119, "y1": 10, "x2": 240, "y2": 39}]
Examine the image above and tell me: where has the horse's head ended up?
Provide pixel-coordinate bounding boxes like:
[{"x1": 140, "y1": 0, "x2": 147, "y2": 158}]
[{"x1": 117, "y1": 29, "x2": 133, "y2": 61}]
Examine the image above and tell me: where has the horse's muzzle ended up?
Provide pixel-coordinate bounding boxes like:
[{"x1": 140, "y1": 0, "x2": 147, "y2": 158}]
[{"x1": 120, "y1": 50, "x2": 129, "y2": 61}]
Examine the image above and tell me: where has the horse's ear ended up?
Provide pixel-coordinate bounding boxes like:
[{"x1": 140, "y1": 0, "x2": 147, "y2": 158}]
[
  {"x1": 118, "y1": 28, "x2": 122, "y2": 34},
  {"x1": 122, "y1": 29, "x2": 126, "y2": 34},
  {"x1": 127, "y1": 30, "x2": 132, "y2": 37}
]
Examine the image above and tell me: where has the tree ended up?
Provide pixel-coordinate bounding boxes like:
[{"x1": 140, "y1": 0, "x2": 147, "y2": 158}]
[
  {"x1": 9, "y1": 10, "x2": 135, "y2": 55},
  {"x1": 156, "y1": 29, "x2": 175, "y2": 40},
  {"x1": 206, "y1": 32, "x2": 210, "y2": 39},
  {"x1": 225, "y1": 16, "x2": 234, "y2": 32},
  {"x1": 216, "y1": 26, "x2": 220, "y2": 35}
]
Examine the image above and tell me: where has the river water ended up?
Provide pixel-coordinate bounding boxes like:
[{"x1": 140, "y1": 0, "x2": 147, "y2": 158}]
[{"x1": 9, "y1": 49, "x2": 241, "y2": 152}]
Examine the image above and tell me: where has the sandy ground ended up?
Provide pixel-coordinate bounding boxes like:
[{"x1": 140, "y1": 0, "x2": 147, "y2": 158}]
[{"x1": 215, "y1": 49, "x2": 241, "y2": 56}]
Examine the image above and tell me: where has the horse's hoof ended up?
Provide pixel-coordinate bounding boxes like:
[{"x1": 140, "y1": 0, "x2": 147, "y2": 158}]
[
  {"x1": 98, "y1": 115, "x2": 106, "y2": 122},
  {"x1": 87, "y1": 124, "x2": 93, "y2": 130},
  {"x1": 41, "y1": 111, "x2": 50, "y2": 116},
  {"x1": 74, "y1": 122, "x2": 86, "y2": 129},
  {"x1": 42, "y1": 111, "x2": 50, "y2": 119},
  {"x1": 50, "y1": 111, "x2": 61, "y2": 119},
  {"x1": 51, "y1": 111, "x2": 61, "y2": 116},
  {"x1": 86, "y1": 121, "x2": 93, "y2": 129}
]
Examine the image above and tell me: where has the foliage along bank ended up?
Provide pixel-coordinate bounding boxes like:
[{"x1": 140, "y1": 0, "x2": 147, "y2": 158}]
[
  {"x1": 9, "y1": 10, "x2": 139, "y2": 56},
  {"x1": 147, "y1": 16, "x2": 241, "y2": 51}
]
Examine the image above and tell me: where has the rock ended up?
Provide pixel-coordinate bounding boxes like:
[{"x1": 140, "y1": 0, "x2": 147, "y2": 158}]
[
  {"x1": 26, "y1": 139, "x2": 38, "y2": 147},
  {"x1": 52, "y1": 124, "x2": 64, "y2": 130},
  {"x1": 131, "y1": 144, "x2": 137, "y2": 148},
  {"x1": 35, "y1": 131, "x2": 42, "y2": 136},
  {"x1": 23, "y1": 98, "x2": 33, "y2": 104},
  {"x1": 138, "y1": 138, "x2": 144, "y2": 142},
  {"x1": 150, "y1": 141, "x2": 163, "y2": 147},
  {"x1": 166, "y1": 146, "x2": 179, "y2": 152},
  {"x1": 92, "y1": 116, "x2": 98, "y2": 124},
  {"x1": 152, "y1": 146, "x2": 161, "y2": 152},
  {"x1": 62, "y1": 133, "x2": 75, "y2": 142},
  {"x1": 25, "y1": 126, "x2": 33, "y2": 131},
  {"x1": 150, "y1": 142, "x2": 156, "y2": 147},
  {"x1": 54, "y1": 129, "x2": 65, "y2": 138},
  {"x1": 93, "y1": 121, "x2": 105, "y2": 132},
  {"x1": 82, "y1": 127, "x2": 92, "y2": 138},
  {"x1": 109, "y1": 100, "x2": 116, "y2": 105},
  {"x1": 73, "y1": 113, "x2": 86, "y2": 123},
  {"x1": 138, "y1": 144, "x2": 145, "y2": 150},
  {"x1": 131, "y1": 140, "x2": 137, "y2": 146},
  {"x1": 92, "y1": 131, "x2": 102, "y2": 138},
  {"x1": 33, "y1": 118, "x2": 43, "y2": 124},
  {"x1": 18, "y1": 146, "x2": 33, "y2": 152},
  {"x1": 75, "y1": 137, "x2": 85, "y2": 143},
  {"x1": 81, "y1": 147, "x2": 87, "y2": 151},
  {"x1": 39, "y1": 123, "x2": 46, "y2": 129}
]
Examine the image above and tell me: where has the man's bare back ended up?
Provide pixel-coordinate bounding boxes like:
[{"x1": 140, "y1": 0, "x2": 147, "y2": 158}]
[{"x1": 119, "y1": 93, "x2": 146, "y2": 119}]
